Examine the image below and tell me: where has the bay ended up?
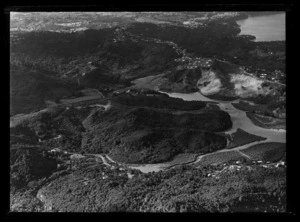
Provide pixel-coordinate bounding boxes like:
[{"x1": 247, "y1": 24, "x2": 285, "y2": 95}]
[{"x1": 237, "y1": 12, "x2": 285, "y2": 42}]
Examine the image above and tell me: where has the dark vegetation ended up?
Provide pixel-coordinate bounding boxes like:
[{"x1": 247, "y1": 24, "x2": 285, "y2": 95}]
[
  {"x1": 244, "y1": 94, "x2": 277, "y2": 106},
  {"x1": 10, "y1": 15, "x2": 286, "y2": 213},
  {"x1": 244, "y1": 91, "x2": 285, "y2": 112},
  {"x1": 10, "y1": 150, "x2": 286, "y2": 212},
  {"x1": 10, "y1": 66, "x2": 79, "y2": 116},
  {"x1": 227, "y1": 128, "x2": 267, "y2": 149},
  {"x1": 10, "y1": 28, "x2": 179, "y2": 80},
  {"x1": 10, "y1": 93, "x2": 232, "y2": 164},
  {"x1": 232, "y1": 98, "x2": 286, "y2": 120},
  {"x1": 232, "y1": 100, "x2": 265, "y2": 112},
  {"x1": 10, "y1": 21, "x2": 285, "y2": 115},
  {"x1": 160, "y1": 67, "x2": 203, "y2": 93},
  {"x1": 241, "y1": 142, "x2": 286, "y2": 162},
  {"x1": 127, "y1": 22, "x2": 240, "y2": 59},
  {"x1": 10, "y1": 28, "x2": 181, "y2": 115},
  {"x1": 246, "y1": 112, "x2": 286, "y2": 130},
  {"x1": 10, "y1": 144, "x2": 59, "y2": 192},
  {"x1": 127, "y1": 22, "x2": 285, "y2": 72},
  {"x1": 10, "y1": 106, "x2": 89, "y2": 153},
  {"x1": 10, "y1": 124, "x2": 40, "y2": 145},
  {"x1": 81, "y1": 103, "x2": 231, "y2": 163},
  {"x1": 79, "y1": 66, "x2": 123, "y2": 88},
  {"x1": 168, "y1": 67, "x2": 202, "y2": 85},
  {"x1": 112, "y1": 93, "x2": 206, "y2": 111}
]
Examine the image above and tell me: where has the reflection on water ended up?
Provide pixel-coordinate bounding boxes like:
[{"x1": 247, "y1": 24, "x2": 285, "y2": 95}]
[
  {"x1": 237, "y1": 13, "x2": 285, "y2": 42},
  {"x1": 127, "y1": 90, "x2": 286, "y2": 173},
  {"x1": 165, "y1": 91, "x2": 286, "y2": 143}
]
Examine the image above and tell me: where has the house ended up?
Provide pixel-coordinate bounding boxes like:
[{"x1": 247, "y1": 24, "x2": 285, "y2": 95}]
[
  {"x1": 260, "y1": 73, "x2": 267, "y2": 79},
  {"x1": 50, "y1": 148, "x2": 61, "y2": 153}
]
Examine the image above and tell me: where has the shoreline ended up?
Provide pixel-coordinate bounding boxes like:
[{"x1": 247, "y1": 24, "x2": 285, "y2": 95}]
[{"x1": 120, "y1": 90, "x2": 285, "y2": 173}]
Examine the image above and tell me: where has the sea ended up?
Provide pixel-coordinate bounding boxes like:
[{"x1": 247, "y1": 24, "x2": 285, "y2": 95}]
[{"x1": 236, "y1": 12, "x2": 285, "y2": 42}]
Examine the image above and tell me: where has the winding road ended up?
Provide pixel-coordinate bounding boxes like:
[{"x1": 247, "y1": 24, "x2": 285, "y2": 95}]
[
  {"x1": 61, "y1": 90, "x2": 285, "y2": 174},
  {"x1": 40, "y1": 30, "x2": 285, "y2": 173},
  {"x1": 45, "y1": 90, "x2": 285, "y2": 174},
  {"x1": 122, "y1": 91, "x2": 286, "y2": 173}
]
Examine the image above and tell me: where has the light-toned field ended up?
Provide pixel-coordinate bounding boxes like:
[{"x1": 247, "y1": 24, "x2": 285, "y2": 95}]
[
  {"x1": 10, "y1": 108, "x2": 49, "y2": 128},
  {"x1": 131, "y1": 73, "x2": 167, "y2": 90},
  {"x1": 60, "y1": 94, "x2": 106, "y2": 105},
  {"x1": 194, "y1": 150, "x2": 247, "y2": 167},
  {"x1": 80, "y1": 88, "x2": 104, "y2": 96},
  {"x1": 164, "y1": 153, "x2": 199, "y2": 169},
  {"x1": 230, "y1": 73, "x2": 271, "y2": 98},
  {"x1": 197, "y1": 69, "x2": 222, "y2": 95}
]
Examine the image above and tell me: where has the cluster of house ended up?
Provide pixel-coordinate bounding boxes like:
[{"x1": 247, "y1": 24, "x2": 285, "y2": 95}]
[
  {"x1": 112, "y1": 27, "x2": 128, "y2": 42},
  {"x1": 245, "y1": 67, "x2": 285, "y2": 84},
  {"x1": 175, "y1": 54, "x2": 213, "y2": 70},
  {"x1": 182, "y1": 20, "x2": 207, "y2": 28},
  {"x1": 49, "y1": 148, "x2": 69, "y2": 155},
  {"x1": 187, "y1": 58, "x2": 213, "y2": 69},
  {"x1": 174, "y1": 56, "x2": 191, "y2": 63},
  {"x1": 112, "y1": 35, "x2": 125, "y2": 42},
  {"x1": 112, "y1": 28, "x2": 216, "y2": 71},
  {"x1": 208, "y1": 159, "x2": 285, "y2": 178},
  {"x1": 259, "y1": 71, "x2": 285, "y2": 82},
  {"x1": 272, "y1": 107, "x2": 286, "y2": 119},
  {"x1": 210, "y1": 12, "x2": 239, "y2": 20},
  {"x1": 243, "y1": 65, "x2": 285, "y2": 83},
  {"x1": 259, "y1": 73, "x2": 268, "y2": 79}
]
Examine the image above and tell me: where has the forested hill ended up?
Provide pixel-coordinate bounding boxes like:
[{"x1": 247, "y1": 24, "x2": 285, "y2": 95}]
[{"x1": 9, "y1": 12, "x2": 286, "y2": 213}]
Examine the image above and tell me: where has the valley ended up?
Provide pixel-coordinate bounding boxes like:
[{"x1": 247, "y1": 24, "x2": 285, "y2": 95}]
[{"x1": 9, "y1": 11, "x2": 286, "y2": 213}]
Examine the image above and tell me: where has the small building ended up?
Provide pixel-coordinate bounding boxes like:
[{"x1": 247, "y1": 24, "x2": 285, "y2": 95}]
[{"x1": 50, "y1": 148, "x2": 61, "y2": 153}]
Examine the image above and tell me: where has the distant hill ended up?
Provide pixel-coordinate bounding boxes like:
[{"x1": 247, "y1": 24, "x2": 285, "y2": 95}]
[
  {"x1": 246, "y1": 12, "x2": 285, "y2": 17},
  {"x1": 10, "y1": 67, "x2": 79, "y2": 116},
  {"x1": 9, "y1": 12, "x2": 286, "y2": 213},
  {"x1": 10, "y1": 28, "x2": 179, "y2": 85}
]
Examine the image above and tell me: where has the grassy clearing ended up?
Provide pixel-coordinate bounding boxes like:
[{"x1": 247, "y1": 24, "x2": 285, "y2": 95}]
[
  {"x1": 246, "y1": 112, "x2": 286, "y2": 130},
  {"x1": 131, "y1": 73, "x2": 167, "y2": 90},
  {"x1": 60, "y1": 95, "x2": 106, "y2": 105},
  {"x1": 164, "y1": 153, "x2": 199, "y2": 169},
  {"x1": 194, "y1": 150, "x2": 247, "y2": 167},
  {"x1": 10, "y1": 108, "x2": 50, "y2": 128},
  {"x1": 240, "y1": 142, "x2": 286, "y2": 162},
  {"x1": 80, "y1": 88, "x2": 104, "y2": 96},
  {"x1": 227, "y1": 128, "x2": 266, "y2": 149}
]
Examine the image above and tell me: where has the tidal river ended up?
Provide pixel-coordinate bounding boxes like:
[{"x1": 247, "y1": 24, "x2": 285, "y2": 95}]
[
  {"x1": 128, "y1": 91, "x2": 286, "y2": 173},
  {"x1": 236, "y1": 12, "x2": 285, "y2": 42},
  {"x1": 165, "y1": 92, "x2": 286, "y2": 142}
]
